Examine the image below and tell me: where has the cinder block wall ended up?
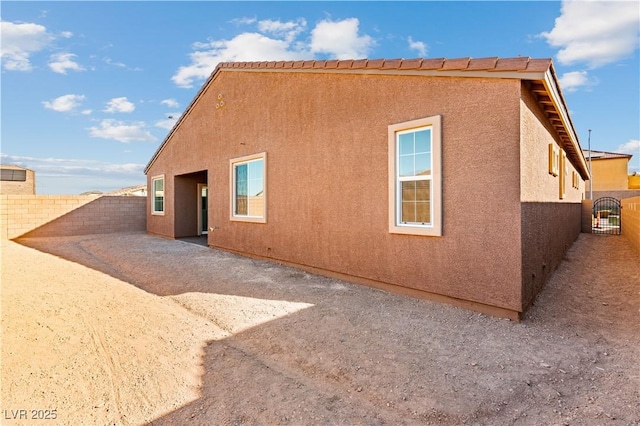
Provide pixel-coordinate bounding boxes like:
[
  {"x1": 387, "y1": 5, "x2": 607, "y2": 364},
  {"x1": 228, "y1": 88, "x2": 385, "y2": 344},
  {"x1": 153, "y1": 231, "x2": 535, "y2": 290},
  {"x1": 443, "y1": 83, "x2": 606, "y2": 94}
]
[
  {"x1": 0, "y1": 195, "x2": 146, "y2": 240},
  {"x1": 621, "y1": 196, "x2": 640, "y2": 258},
  {"x1": 581, "y1": 200, "x2": 593, "y2": 233}
]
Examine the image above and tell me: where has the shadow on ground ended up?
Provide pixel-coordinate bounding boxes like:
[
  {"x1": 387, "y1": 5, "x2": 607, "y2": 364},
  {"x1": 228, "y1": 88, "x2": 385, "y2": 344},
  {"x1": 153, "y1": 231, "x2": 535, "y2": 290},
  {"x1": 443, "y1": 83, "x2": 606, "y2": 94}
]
[{"x1": 16, "y1": 232, "x2": 640, "y2": 425}]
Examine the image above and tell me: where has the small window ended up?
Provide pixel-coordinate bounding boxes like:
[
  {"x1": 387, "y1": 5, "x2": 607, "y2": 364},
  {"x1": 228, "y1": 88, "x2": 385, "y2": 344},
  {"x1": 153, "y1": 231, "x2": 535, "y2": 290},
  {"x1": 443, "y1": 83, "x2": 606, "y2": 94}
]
[
  {"x1": 0, "y1": 169, "x2": 27, "y2": 181},
  {"x1": 152, "y1": 175, "x2": 164, "y2": 215},
  {"x1": 389, "y1": 116, "x2": 442, "y2": 236},
  {"x1": 230, "y1": 152, "x2": 266, "y2": 223}
]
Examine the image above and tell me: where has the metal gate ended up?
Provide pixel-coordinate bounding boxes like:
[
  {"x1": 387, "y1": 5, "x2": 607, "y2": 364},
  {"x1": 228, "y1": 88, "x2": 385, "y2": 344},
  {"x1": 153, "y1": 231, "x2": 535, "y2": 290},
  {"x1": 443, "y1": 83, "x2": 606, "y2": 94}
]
[{"x1": 592, "y1": 197, "x2": 621, "y2": 235}]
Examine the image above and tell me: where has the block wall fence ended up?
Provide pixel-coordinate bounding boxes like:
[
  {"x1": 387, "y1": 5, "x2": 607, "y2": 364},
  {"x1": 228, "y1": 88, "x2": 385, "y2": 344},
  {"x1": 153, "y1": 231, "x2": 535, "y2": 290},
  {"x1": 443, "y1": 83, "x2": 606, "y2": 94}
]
[
  {"x1": 621, "y1": 196, "x2": 640, "y2": 258},
  {"x1": 0, "y1": 195, "x2": 146, "y2": 240}
]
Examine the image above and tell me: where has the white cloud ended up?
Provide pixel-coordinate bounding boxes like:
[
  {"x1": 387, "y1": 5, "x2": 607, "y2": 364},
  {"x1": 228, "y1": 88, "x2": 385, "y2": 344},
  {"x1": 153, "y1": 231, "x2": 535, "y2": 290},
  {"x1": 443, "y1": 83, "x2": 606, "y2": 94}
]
[
  {"x1": 104, "y1": 57, "x2": 126, "y2": 68},
  {"x1": 310, "y1": 18, "x2": 374, "y2": 59},
  {"x1": 103, "y1": 97, "x2": 135, "y2": 113},
  {"x1": 48, "y1": 52, "x2": 85, "y2": 74},
  {"x1": 1, "y1": 153, "x2": 146, "y2": 194},
  {"x1": 558, "y1": 70, "x2": 597, "y2": 92},
  {"x1": 171, "y1": 17, "x2": 374, "y2": 88},
  {"x1": 42, "y1": 94, "x2": 85, "y2": 112},
  {"x1": 161, "y1": 98, "x2": 180, "y2": 108},
  {"x1": 231, "y1": 17, "x2": 257, "y2": 26},
  {"x1": 88, "y1": 119, "x2": 157, "y2": 143},
  {"x1": 617, "y1": 139, "x2": 640, "y2": 155},
  {"x1": 1, "y1": 21, "x2": 53, "y2": 71},
  {"x1": 1, "y1": 153, "x2": 145, "y2": 174},
  {"x1": 408, "y1": 36, "x2": 427, "y2": 57},
  {"x1": 172, "y1": 31, "x2": 309, "y2": 88},
  {"x1": 540, "y1": 1, "x2": 640, "y2": 68},
  {"x1": 258, "y1": 18, "x2": 306, "y2": 42}
]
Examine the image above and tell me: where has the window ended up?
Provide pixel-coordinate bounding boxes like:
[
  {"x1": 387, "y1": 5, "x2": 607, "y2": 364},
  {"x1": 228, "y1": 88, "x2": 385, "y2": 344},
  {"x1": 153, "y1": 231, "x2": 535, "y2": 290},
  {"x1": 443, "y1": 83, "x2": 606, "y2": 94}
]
[
  {"x1": 388, "y1": 116, "x2": 442, "y2": 236},
  {"x1": 151, "y1": 175, "x2": 164, "y2": 215},
  {"x1": 230, "y1": 152, "x2": 266, "y2": 223},
  {"x1": 0, "y1": 169, "x2": 27, "y2": 181}
]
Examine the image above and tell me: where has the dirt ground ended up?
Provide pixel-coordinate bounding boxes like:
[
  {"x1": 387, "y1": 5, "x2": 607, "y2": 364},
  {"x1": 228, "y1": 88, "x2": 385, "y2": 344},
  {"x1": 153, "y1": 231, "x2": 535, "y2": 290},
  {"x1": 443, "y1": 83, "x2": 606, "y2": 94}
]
[{"x1": 1, "y1": 232, "x2": 639, "y2": 425}]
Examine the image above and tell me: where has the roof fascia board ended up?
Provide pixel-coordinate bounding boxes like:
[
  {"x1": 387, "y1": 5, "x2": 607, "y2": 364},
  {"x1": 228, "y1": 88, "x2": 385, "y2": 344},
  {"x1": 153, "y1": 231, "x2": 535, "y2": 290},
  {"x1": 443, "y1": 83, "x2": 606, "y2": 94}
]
[
  {"x1": 219, "y1": 67, "x2": 547, "y2": 81},
  {"x1": 541, "y1": 68, "x2": 590, "y2": 179}
]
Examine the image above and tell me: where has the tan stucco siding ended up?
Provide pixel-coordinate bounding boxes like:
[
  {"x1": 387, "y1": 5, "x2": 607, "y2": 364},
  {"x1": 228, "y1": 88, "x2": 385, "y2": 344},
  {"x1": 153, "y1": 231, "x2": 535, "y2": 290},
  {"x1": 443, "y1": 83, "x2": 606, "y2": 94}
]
[
  {"x1": 588, "y1": 157, "x2": 631, "y2": 191},
  {"x1": 520, "y1": 88, "x2": 584, "y2": 203},
  {"x1": 147, "y1": 71, "x2": 525, "y2": 312}
]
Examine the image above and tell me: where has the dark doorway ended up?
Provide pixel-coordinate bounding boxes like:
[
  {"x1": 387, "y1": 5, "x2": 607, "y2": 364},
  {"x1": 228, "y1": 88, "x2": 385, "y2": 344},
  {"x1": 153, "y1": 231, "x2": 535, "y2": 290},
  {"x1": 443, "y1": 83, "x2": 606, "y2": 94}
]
[{"x1": 174, "y1": 170, "x2": 208, "y2": 238}]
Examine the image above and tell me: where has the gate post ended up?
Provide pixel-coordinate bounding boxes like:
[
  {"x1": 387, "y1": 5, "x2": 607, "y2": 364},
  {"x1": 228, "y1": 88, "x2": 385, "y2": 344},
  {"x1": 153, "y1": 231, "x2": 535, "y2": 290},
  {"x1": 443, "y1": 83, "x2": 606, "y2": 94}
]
[{"x1": 581, "y1": 199, "x2": 593, "y2": 233}]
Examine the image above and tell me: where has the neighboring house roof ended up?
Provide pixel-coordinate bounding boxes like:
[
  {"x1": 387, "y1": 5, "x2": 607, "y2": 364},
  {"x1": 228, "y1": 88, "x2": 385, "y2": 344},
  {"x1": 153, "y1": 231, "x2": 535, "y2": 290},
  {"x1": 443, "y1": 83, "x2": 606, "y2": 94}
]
[
  {"x1": 146, "y1": 56, "x2": 588, "y2": 179},
  {"x1": 0, "y1": 164, "x2": 34, "y2": 172},
  {"x1": 583, "y1": 150, "x2": 633, "y2": 160},
  {"x1": 79, "y1": 184, "x2": 147, "y2": 196},
  {"x1": 107, "y1": 184, "x2": 147, "y2": 196}
]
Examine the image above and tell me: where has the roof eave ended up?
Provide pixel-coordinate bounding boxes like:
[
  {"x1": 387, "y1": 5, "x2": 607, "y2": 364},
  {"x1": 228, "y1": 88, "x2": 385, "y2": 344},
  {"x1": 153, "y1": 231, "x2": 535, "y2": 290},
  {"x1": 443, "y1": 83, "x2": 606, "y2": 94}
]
[
  {"x1": 144, "y1": 63, "x2": 225, "y2": 174},
  {"x1": 541, "y1": 63, "x2": 590, "y2": 180}
]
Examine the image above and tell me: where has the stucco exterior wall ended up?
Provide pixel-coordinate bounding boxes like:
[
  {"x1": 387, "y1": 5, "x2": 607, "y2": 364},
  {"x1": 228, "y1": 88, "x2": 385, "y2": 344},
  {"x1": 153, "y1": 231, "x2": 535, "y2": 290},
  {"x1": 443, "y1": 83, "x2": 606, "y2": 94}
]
[
  {"x1": 621, "y1": 196, "x2": 640, "y2": 258},
  {"x1": 520, "y1": 202, "x2": 581, "y2": 310},
  {"x1": 588, "y1": 158, "x2": 630, "y2": 192},
  {"x1": 1, "y1": 195, "x2": 146, "y2": 239},
  {"x1": 147, "y1": 71, "x2": 528, "y2": 315},
  {"x1": 519, "y1": 85, "x2": 584, "y2": 203},
  {"x1": 518, "y1": 85, "x2": 584, "y2": 311}
]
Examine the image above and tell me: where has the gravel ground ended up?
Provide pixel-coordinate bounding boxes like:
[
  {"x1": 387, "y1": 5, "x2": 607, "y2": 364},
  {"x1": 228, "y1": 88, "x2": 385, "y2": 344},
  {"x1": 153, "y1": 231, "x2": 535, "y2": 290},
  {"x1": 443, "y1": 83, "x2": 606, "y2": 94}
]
[{"x1": 2, "y1": 232, "x2": 639, "y2": 425}]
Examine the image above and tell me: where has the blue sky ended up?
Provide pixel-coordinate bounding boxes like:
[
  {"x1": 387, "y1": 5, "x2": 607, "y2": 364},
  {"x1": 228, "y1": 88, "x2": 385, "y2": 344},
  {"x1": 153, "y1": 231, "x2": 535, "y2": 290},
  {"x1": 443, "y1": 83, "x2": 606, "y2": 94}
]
[{"x1": 2, "y1": 1, "x2": 639, "y2": 194}]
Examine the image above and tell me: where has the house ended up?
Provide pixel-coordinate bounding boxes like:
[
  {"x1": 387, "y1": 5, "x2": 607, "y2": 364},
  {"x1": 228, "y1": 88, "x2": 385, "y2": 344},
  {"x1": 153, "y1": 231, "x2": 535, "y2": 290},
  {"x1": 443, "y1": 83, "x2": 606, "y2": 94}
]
[
  {"x1": 583, "y1": 150, "x2": 640, "y2": 199},
  {"x1": 0, "y1": 164, "x2": 35, "y2": 195},
  {"x1": 81, "y1": 184, "x2": 148, "y2": 197},
  {"x1": 145, "y1": 57, "x2": 589, "y2": 320},
  {"x1": 107, "y1": 184, "x2": 148, "y2": 197}
]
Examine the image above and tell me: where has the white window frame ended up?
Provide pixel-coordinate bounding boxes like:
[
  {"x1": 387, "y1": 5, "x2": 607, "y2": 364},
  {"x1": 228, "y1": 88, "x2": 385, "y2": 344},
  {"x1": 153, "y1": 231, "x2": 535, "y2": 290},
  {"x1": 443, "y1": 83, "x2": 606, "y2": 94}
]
[
  {"x1": 151, "y1": 175, "x2": 165, "y2": 215},
  {"x1": 230, "y1": 152, "x2": 267, "y2": 223},
  {"x1": 388, "y1": 115, "x2": 442, "y2": 236}
]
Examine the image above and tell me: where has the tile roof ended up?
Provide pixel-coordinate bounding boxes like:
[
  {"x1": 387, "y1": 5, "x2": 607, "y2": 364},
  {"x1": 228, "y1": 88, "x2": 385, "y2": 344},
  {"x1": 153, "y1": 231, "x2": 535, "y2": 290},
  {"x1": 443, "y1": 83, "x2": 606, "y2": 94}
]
[
  {"x1": 146, "y1": 56, "x2": 588, "y2": 180},
  {"x1": 217, "y1": 57, "x2": 552, "y2": 73},
  {"x1": 583, "y1": 150, "x2": 633, "y2": 160}
]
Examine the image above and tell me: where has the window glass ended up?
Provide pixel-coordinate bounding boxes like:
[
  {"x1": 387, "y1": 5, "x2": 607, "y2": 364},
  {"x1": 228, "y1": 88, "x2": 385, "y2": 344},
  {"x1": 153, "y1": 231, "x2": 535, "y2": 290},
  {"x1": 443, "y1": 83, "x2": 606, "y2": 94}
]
[
  {"x1": 152, "y1": 177, "x2": 164, "y2": 214},
  {"x1": 397, "y1": 128, "x2": 433, "y2": 226},
  {"x1": 235, "y1": 164, "x2": 248, "y2": 215},
  {"x1": 414, "y1": 129, "x2": 431, "y2": 153},
  {"x1": 233, "y1": 156, "x2": 265, "y2": 220}
]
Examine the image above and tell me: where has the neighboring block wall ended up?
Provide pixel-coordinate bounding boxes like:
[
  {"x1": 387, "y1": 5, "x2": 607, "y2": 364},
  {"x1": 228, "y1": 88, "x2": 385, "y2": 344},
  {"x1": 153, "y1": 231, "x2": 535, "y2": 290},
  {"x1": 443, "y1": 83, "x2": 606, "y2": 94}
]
[
  {"x1": 621, "y1": 196, "x2": 640, "y2": 258},
  {"x1": 0, "y1": 195, "x2": 146, "y2": 240}
]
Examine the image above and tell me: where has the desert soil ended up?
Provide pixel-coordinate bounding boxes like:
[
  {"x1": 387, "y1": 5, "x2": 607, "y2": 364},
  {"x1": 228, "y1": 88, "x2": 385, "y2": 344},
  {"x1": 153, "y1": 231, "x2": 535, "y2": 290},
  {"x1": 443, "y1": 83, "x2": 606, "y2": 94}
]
[{"x1": 1, "y1": 232, "x2": 639, "y2": 425}]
